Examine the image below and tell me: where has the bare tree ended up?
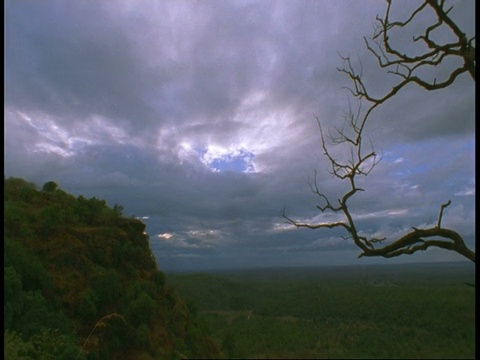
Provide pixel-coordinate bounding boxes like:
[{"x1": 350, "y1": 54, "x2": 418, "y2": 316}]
[{"x1": 284, "y1": 0, "x2": 475, "y2": 263}]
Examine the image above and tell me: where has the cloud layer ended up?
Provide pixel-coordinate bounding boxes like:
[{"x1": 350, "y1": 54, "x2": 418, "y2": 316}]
[{"x1": 5, "y1": 0, "x2": 475, "y2": 271}]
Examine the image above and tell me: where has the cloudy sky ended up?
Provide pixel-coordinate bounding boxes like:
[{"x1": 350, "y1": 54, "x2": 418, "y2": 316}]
[{"x1": 5, "y1": 0, "x2": 475, "y2": 271}]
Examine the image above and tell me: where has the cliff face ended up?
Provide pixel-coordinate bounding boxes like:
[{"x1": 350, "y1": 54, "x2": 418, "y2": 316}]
[{"x1": 4, "y1": 177, "x2": 222, "y2": 359}]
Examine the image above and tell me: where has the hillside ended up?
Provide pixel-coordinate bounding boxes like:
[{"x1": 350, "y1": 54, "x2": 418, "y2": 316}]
[{"x1": 4, "y1": 177, "x2": 223, "y2": 359}]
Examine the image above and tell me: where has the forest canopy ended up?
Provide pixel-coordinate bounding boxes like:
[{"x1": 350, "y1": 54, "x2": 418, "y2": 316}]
[{"x1": 4, "y1": 176, "x2": 222, "y2": 359}]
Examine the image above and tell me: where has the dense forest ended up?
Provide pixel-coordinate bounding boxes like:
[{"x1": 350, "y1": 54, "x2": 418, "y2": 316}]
[
  {"x1": 4, "y1": 177, "x2": 223, "y2": 359},
  {"x1": 169, "y1": 266, "x2": 475, "y2": 358}
]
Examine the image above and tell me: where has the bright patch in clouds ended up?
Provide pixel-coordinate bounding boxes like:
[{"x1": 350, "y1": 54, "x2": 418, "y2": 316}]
[
  {"x1": 34, "y1": 143, "x2": 75, "y2": 157},
  {"x1": 13, "y1": 110, "x2": 144, "y2": 158},
  {"x1": 455, "y1": 188, "x2": 475, "y2": 196},
  {"x1": 201, "y1": 145, "x2": 256, "y2": 173},
  {"x1": 177, "y1": 142, "x2": 257, "y2": 173},
  {"x1": 356, "y1": 208, "x2": 409, "y2": 220}
]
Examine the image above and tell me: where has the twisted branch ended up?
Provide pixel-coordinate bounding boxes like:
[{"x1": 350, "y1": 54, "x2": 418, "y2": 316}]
[{"x1": 285, "y1": 1, "x2": 474, "y2": 263}]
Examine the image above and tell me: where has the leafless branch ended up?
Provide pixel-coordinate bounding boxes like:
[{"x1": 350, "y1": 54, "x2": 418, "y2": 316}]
[
  {"x1": 437, "y1": 199, "x2": 451, "y2": 228},
  {"x1": 337, "y1": 0, "x2": 475, "y2": 144},
  {"x1": 282, "y1": 207, "x2": 351, "y2": 233},
  {"x1": 286, "y1": 0, "x2": 474, "y2": 263},
  {"x1": 358, "y1": 226, "x2": 475, "y2": 263}
]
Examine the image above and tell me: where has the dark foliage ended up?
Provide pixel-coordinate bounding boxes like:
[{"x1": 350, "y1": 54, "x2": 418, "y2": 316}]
[{"x1": 4, "y1": 177, "x2": 223, "y2": 359}]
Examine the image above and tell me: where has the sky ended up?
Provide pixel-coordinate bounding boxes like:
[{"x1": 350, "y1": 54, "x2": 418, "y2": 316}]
[{"x1": 4, "y1": 0, "x2": 475, "y2": 271}]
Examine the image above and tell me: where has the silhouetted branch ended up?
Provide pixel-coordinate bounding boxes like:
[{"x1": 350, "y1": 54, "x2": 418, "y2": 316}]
[
  {"x1": 286, "y1": 120, "x2": 475, "y2": 260},
  {"x1": 287, "y1": 0, "x2": 474, "y2": 263},
  {"x1": 282, "y1": 207, "x2": 351, "y2": 233},
  {"x1": 437, "y1": 200, "x2": 451, "y2": 228},
  {"x1": 358, "y1": 226, "x2": 475, "y2": 263},
  {"x1": 336, "y1": 0, "x2": 475, "y2": 146}
]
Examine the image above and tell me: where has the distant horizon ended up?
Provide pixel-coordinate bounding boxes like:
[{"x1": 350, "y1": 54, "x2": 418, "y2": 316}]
[{"x1": 161, "y1": 257, "x2": 474, "y2": 274}]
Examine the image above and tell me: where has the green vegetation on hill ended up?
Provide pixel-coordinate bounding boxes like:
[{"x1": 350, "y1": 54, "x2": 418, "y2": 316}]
[{"x1": 4, "y1": 177, "x2": 223, "y2": 359}]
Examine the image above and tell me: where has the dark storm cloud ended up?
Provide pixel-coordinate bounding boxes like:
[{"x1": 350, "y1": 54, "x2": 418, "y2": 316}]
[
  {"x1": 5, "y1": 1, "x2": 172, "y2": 137},
  {"x1": 5, "y1": 0, "x2": 475, "y2": 270}
]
